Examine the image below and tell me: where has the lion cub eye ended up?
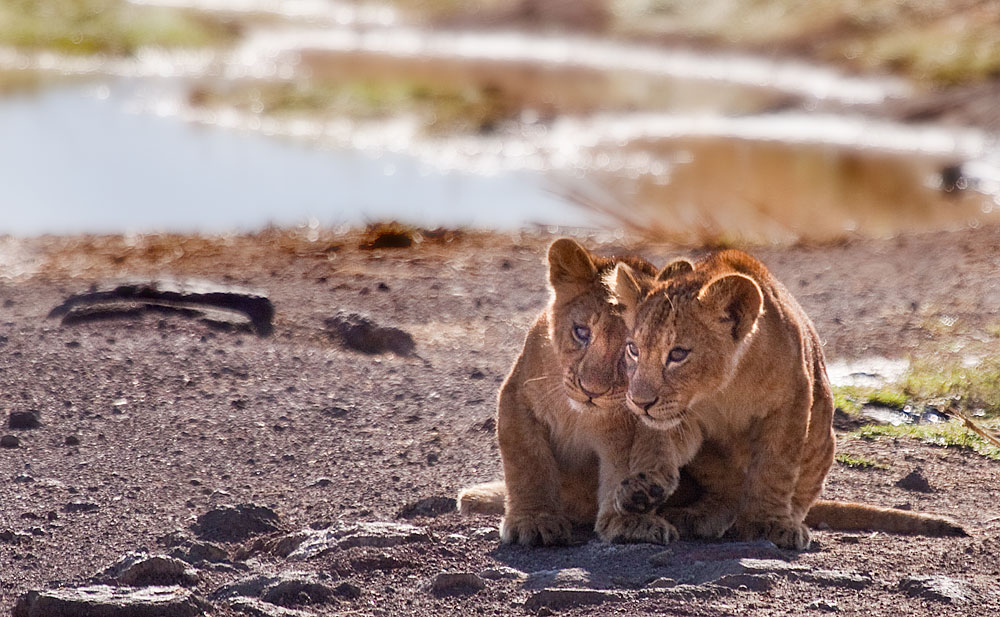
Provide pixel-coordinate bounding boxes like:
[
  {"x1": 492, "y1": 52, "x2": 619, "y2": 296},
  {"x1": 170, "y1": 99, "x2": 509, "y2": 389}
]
[
  {"x1": 572, "y1": 324, "x2": 592, "y2": 346},
  {"x1": 667, "y1": 347, "x2": 690, "y2": 364},
  {"x1": 625, "y1": 340, "x2": 639, "y2": 360}
]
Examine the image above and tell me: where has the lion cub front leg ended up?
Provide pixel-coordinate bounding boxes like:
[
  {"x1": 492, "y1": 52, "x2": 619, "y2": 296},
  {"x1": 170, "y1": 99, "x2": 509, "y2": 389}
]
[
  {"x1": 595, "y1": 423, "x2": 678, "y2": 544},
  {"x1": 497, "y1": 397, "x2": 573, "y2": 546}
]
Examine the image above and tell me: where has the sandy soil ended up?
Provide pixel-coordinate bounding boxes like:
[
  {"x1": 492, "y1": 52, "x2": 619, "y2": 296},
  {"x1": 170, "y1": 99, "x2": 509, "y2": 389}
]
[{"x1": 1, "y1": 226, "x2": 999, "y2": 616}]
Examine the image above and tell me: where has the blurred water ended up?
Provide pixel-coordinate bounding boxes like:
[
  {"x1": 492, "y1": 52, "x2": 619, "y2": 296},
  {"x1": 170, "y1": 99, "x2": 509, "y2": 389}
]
[{"x1": 0, "y1": 82, "x2": 592, "y2": 236}]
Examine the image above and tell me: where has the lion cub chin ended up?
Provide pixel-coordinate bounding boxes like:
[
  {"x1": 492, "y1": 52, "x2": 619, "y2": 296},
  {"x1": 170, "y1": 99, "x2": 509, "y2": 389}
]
[
  {"x1": 468, "y1": 238, "x2": 680, "y2": 546},
  {"x1": 611, "y1": 250, "x2": 835, "y2": 550}
]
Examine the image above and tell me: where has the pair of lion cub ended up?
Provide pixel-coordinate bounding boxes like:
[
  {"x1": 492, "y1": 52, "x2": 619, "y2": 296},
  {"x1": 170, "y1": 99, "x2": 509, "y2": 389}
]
[{"x1": 459, "y1": 238, "x2": 963, "y2": 550}]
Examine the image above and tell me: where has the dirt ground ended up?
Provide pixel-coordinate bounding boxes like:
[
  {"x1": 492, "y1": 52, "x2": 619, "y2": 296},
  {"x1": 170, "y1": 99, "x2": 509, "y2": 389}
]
[{"x1": 1, "y1": 226, "x2": 999, "y2": 616}]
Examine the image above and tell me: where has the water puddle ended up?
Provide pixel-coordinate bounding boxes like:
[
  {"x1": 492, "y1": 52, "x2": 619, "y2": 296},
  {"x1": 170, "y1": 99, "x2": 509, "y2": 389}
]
[
  {"x1": 827, "y1": 357, "x2": 910, "y2": 389},
  {"x1": 0, "y1": 82, "x2": 592, "y2": 236},
  {"x1": 1, "y1": 8, "x2": 999, "y2": 239}
]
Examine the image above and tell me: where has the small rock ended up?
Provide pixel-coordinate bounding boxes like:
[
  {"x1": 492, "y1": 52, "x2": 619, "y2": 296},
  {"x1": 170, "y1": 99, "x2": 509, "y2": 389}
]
[
  {"x1": 262, "y1": 579, "x2": 337, "y2": 607},
  {"x1": 1, "y1": 434, "x2": 20, "y2": 448},
  {"x1": 178, "y1": 541, "x2": 229, "y2": 564},
  {"x1": 285, "y1": 521, "x2": 431, "y2": 561},
  {"x1": 65, "y1": 435, "x2": 81, "y2": 446},
  {"x1": 645, "y1": 577, "x2": 677, "y2": 589},
  {"x1": 895, "y1": 467, "x2": 933, "y2": 493},
  {"x1": 479, "y1": 566, "x2": 527, "y2": 581},
  {"x1": 191, "y1": 504, "x2": 282, "y2": 542},
  {"x1": 523, "y1": 588, "x2": 623, "y2": 612},
  {"x1": 14, "y1": 473, "x2": 33, "y2": 483},
  {"x1": 331, "y1": 582, "x2": 361, "y2": 601},
  {"x1": 807, "y1": 598, "x2": 840, "y2": 612},
  {"x1": 226, "y1": 597, "x2": 316, "y2": 617},
  {"x1": 8, "y1": 410, "x2": 41, "y2": 430},
  {"x1": 102, "y1": 552, "x2": 200, "y2": 587},
  {"x1": 525, "y1": 568, "x2": 606, "y2": 590},
  {"x1": 794, "y1": 569, "x2": 873, "y2": 590},
  {"x1": 309, "y1": 477, "x2": 332, "y2": 488},
  {"x1": 324, "y1": 312, "x2": 416, "y2": 356},
  {"x1": 63, "y1": 501, "x2": 100, "y2": 514},
  {"x1": 898, "y1": 575, "x2": 976, "y2": 604},
  {"x1": 714, "y1": 574, "x2": 775, "y2": 592},
  {"x1": 428, "y1": 572, "x2": 485, "y2": 597},
  {"x1": 470, "y1": 527, "x2": 500, "y2": 542},
  {"x1": 396, "y1": 496, "x2": 456, "y2": 519},
  {"x1": 1, "y1": 530, "x2": 31, "y2": 545},
  {"x1": 13, "y1": 585, "x2": 205, "y2": 617}
]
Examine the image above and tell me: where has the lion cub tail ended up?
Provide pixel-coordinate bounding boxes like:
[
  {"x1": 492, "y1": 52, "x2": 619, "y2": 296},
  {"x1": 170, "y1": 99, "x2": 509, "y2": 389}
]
[
  {"x1": 806, "y1": 500, "x2": 966, "y2": 537},
  {"x1": 457, "y1": 480, "x2": 506, "y2": 516}
]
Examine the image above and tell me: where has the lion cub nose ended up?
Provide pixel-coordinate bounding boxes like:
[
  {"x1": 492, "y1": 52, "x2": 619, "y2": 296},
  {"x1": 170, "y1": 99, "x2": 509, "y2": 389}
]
[
  {"x1": 577, "y1": 378, "x2": 610, "y2": 399},
  {"x1": 628, "y1": 395, "x2": 659, "y2": 412}
]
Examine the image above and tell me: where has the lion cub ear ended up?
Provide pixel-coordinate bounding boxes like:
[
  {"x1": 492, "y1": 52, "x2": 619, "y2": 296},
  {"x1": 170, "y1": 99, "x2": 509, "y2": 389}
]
[
  {"x1": 608, "y1": 263, "x2": 643, "y2": 312},
  {"x1": 698, "y1": 273, "x2": 763, "y2": 341},
  {"x1": 656, "y1": 258, "x2": 694, "y2": 282},
  {"x1": 548, "y1": 238, "x2": 598, "y2": 287}
]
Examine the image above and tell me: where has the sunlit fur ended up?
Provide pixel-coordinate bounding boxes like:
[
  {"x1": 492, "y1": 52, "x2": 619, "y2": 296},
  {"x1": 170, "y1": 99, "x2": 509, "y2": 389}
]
[
  {"x1": 613, "y1": 251, "x2": 965, "y2": 545},
  {"x1": 457, "y1": 238, "x2": 680, "y2": 546},
  {"x1": 613, "y1": 250, "x2": 833, "y2": 550}
]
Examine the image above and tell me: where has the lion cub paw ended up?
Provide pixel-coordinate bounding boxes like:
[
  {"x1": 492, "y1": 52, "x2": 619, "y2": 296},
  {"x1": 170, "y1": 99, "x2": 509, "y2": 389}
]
[
  {"x1": 615, "y1": 471, "x2": 676, "y2": 514},
  {"x1": 596, "y1": 510, "x2": 678, "y2": 544},
  {"x1": 662, "y1": 505, "x2": 735, "y2": 540},
  {"x1": 733, "y1": 517, "x2": 811, "y2": 550},
  {"x1": 500, "y1": 511, "x2": 573, "y2": 546}
]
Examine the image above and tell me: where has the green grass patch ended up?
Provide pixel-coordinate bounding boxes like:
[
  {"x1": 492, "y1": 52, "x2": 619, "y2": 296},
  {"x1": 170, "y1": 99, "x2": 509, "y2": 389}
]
[
  {"x1": 0, "y1": 0, "x2": 239, "y2": 56},
  {"x1": 852, "y1": 419, "x2": 1000, "y2": 461},
  {"x1": 901, "y1": 355, "x2": 1000, "y2": 416},
  {"x1": 835, "y1": 453, "x2": 889, "y2": 470},
  {"x1": 832, "y1": 384, "x2": 908, "y2": 415},
  {"x1": 190, "y1": 79, "x2": 516, "y2": 134}
]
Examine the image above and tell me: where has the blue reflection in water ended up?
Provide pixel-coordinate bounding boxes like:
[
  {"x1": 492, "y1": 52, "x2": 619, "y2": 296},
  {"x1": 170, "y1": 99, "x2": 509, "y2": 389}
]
[{"x1": 0, "y1": 82, "x2": 589, "y2": 236}]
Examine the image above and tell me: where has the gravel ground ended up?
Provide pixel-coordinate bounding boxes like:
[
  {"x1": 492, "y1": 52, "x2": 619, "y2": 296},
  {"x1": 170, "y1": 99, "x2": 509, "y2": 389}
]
[{"x1": 1, "y1": 226, "x2": 999, "y2": 616}]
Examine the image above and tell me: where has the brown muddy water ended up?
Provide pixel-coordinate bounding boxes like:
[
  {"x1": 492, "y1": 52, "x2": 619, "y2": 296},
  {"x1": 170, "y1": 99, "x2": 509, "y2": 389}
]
[{"x1": 2, "y1": 3, "x2": 999, "y2": 240}]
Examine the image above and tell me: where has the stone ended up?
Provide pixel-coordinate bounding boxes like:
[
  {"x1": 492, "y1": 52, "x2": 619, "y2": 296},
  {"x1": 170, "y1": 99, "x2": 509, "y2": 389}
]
[
  {"x1": 523, "y1": 588, "x2": 624, "y2": 612},
  {"x1": 8, "y1": 410, "x2": 41, "y2": 430},
  {"x1": 174, "y1": 541, "x2": 229, "y2": 564},
  {"x1": 895, "y1": 467, "x2": 933, "y2": 493},
  {"x1": 898, "y1": 575, "x2": 976, "y2": 604},
  {"x1": 49, "y1": 280, "x2": 274, "y2": 336},
  {"x1": 65, "y1": 435, "x2": 81, "y2": 446},
  {"x1": 213, "y1": 572, "x2": 339, "y2": 607},
  {"x1": 479, "y1": 566, "x2": 527, "y2": 581},
  {"x1": 227, "y1": 597, "x2": 316, "y2": 617},
  {"x1": 427, "y1": 572, "x2": 485, "y2": 597},
  {"x1": 470, "y1": 527, "x2": 500, "y2": 541},
  {"x1": 13, "y1": 585, "x2": 206, "y2": 617},
  {"x1": 794, "y1": 569, "x2": 873, "y2": 590},
  {"x1": 397, "y1": 496, "x2": 456, "y2": 519},
  {"x1": 807, "y1": 598, "x2": 840, "y2": 612},
  {"x1": 1, "y1": 434, "x2": 20, "y2": 448},
  {"x1": 324, "y1": 312, "x2": 416, "y2": 356},
  {"x1": 525, "y1": 568, "x2": 607, "y2": 590},
  {"x1": 714, "y1": 573, "x2": 775, "y2": 592},
  {"x1": 285, "y1": 521, "x2": 431, "y2": 561},
  {"x1": 101, "y1": 552, "x2": 200, "y2": 587},
  {"x1": 262, "y1": 579, "x2": 338, "y2": 607},
  {"x1": 63, "y1": 501, "x2": 100, "y2": 513},
  {"x1": 192, "y1": 504, "x2": 282, "y2": 542}
]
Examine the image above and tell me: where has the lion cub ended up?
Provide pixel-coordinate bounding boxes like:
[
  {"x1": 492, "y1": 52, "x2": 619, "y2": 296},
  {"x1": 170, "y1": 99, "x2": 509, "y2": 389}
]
[
  {"x1": 611, "y1": 250, "x2": 836, "y2": 550},
  {"x1": 460, "y1": 238, "x2": 678, "y2": 545}
]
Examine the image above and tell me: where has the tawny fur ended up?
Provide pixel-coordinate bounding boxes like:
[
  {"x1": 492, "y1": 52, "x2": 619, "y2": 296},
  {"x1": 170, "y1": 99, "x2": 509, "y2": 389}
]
[
  {"x1": 457, "y1": 238, "x2": 681, "y2": 546},
  {"x1": 611, "y1": 250, "x2": 965, "y2": 549}
]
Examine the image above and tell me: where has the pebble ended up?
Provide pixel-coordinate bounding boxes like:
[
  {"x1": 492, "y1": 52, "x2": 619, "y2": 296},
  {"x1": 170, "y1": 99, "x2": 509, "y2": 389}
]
[
  {"x1": 895, "y1": 467, "x2": 933, "y2": 493},
  {"x1": 1, "y1": 434, "x2": 20, "y2": 448},
  {"x1": 191, "y1": 504, "x2": 282, "y2": 543},
  {"x1": 428, "y1": 572, "x2": 485, "y2": 597},
  {"x1": 898, "y1": 575, "x2": 976, "y2": 604},
  {"x1": 8, "y1": 410, "x2": 41, "y2": 430}
]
